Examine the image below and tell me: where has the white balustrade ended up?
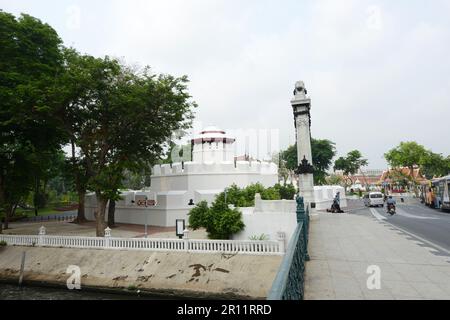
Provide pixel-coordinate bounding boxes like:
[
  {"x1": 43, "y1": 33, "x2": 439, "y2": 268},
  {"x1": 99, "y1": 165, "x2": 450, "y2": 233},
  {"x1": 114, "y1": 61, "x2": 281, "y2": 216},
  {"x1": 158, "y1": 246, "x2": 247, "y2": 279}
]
[{"x1": 0, "y1": 233, "x2": 283, "y2": 256}]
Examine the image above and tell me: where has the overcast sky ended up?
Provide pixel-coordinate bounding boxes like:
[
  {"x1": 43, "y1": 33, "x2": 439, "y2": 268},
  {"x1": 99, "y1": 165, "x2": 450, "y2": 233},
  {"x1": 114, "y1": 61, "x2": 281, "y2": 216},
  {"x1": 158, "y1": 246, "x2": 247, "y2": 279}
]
[{"x1": 2, "y1": 0, "x2": 450, "y2": 169}]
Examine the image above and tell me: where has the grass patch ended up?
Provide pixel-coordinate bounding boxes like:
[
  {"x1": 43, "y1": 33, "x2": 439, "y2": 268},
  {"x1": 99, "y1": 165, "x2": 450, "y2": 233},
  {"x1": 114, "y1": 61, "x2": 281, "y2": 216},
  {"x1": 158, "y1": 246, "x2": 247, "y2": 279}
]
[{"x1": 0, "y1": 206, "x2": 73, "y2": 219}]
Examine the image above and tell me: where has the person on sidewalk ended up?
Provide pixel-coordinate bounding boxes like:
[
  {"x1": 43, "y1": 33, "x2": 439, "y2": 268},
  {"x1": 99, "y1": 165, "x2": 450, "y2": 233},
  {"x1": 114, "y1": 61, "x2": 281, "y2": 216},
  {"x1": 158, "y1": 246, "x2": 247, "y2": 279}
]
[{"x1": 329, "y1": 192, "x2": 343, "y2": 213}]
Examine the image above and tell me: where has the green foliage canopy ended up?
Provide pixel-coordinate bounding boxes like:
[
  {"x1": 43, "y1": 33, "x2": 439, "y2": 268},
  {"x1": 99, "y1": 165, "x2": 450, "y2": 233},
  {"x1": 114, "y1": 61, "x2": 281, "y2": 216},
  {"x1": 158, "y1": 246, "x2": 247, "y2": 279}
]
[
  {"x1": 0, "y1": 11, "x2": 67, "y2": 226},
  {"x1": 334, "y1": 150, "x2": 369, "y2": 177},
  {"x1": 281, "y1": 138, "x2": 336, "y2": 185},
  {"x1": 385, "y1": 141, "x2": 450, "y2": 180}
]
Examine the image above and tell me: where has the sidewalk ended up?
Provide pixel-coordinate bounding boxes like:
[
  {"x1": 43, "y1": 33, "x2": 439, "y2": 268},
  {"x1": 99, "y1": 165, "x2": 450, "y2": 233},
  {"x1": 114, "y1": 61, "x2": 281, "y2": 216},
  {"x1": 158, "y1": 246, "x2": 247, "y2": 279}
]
[{"x1": 304, "y1": 212, "x2": 450, "y2": 300}]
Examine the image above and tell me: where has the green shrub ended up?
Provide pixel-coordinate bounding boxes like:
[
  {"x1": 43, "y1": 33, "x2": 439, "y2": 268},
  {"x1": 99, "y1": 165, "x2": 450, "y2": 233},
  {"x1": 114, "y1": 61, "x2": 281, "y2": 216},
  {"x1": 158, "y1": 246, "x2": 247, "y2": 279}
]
[
  {"x1": 188, "y1": 182, "x2": 299, "y2": 239},
  {"x1": 188, "y1": 201, "x2": 209, "y2": 230},
  {"x1": 249, "y1": 234, "x2": 270, "y2": 241},
  {"x1": 188, "y1": 197, "x2": 245, "y2": 240},
  {"x1": 274, "y1": 183, "x2": 296, "y2": 200},
  {"x1": 0, "y1": 241, "x2": 7, "y2": 247},
  {"x1": 207, "y1": 199, "x2": 245, "y2": 240}
]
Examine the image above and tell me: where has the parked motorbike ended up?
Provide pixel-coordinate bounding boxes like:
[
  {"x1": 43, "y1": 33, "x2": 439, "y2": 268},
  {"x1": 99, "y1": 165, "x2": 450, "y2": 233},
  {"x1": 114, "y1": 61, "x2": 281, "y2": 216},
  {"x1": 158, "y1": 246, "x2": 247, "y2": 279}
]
[{"x1": 327, "y1": 200, "x2": 344, "y2": 213}]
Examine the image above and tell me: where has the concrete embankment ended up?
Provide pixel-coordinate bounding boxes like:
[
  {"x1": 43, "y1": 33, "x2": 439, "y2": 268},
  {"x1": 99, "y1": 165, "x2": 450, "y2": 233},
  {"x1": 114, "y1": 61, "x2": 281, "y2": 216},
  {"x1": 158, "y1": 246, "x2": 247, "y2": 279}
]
[{"x1": 0, "y1": 246, "x2": 282, "y2": 299}]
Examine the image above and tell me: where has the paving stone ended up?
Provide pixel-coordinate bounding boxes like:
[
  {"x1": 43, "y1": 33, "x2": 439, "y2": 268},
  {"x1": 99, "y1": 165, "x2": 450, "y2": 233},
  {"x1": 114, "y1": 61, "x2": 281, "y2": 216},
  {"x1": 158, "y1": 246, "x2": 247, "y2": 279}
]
[{"x1": 304, "y1": 212, "x2": 450, "y2": 300}]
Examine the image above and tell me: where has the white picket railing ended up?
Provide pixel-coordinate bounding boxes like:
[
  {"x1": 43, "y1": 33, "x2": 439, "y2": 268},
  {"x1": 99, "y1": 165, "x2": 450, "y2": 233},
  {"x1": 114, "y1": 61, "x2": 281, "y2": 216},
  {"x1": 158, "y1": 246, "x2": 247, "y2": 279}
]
[{"x1": 0, "y1": 233, "x2": 284, "y2": 256}]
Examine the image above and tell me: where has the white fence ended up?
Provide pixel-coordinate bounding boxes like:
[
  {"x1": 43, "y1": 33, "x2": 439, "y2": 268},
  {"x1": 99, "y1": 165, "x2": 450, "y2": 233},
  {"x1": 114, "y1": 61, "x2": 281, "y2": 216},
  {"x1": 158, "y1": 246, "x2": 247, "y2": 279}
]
[{"x1": 0, "y1": 233, "x2": 284, "y2": 256}]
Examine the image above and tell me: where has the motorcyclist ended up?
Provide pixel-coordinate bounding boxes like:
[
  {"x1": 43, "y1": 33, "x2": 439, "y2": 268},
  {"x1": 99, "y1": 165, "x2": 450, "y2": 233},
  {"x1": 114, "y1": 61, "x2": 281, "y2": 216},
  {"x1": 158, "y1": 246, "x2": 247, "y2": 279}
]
[{"x1": 386, "y1": 196, "x2": 396, "y2": 212}]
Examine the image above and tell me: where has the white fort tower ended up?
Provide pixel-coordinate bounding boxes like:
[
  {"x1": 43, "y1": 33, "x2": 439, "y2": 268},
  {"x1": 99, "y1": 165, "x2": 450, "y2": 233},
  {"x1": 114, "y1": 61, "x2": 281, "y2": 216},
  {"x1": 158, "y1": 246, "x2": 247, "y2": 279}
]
[
  {"x1": 85, "y1": 126, "x2": 279, "y2": 227},
  {"x1": 150, "y1": 126, "x2": 279, "y2": 206},
  {"x1": 191, "y1": 126, "x2": 236, "y2": 163}
]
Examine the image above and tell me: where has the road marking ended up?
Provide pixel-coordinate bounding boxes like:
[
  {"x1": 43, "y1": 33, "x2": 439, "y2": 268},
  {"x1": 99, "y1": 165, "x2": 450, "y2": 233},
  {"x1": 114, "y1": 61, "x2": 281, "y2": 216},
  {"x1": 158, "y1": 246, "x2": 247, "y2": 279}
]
[
  {"x1": 369, "y1": 208, "x2": 386, "y2": 221},
  {"x1": 384, "y1": 222, "x2": 450, "y2": 256},
  {"x1": 368, "y1": 207, "x2": 450, "y2": 256}
]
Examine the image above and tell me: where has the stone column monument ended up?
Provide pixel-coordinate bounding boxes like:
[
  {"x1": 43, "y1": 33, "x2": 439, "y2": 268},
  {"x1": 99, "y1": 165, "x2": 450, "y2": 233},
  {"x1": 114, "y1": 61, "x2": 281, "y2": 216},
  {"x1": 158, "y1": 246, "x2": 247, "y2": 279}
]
[{"x1": 291, "y1": 81, "x2": 315, "y2": 206}]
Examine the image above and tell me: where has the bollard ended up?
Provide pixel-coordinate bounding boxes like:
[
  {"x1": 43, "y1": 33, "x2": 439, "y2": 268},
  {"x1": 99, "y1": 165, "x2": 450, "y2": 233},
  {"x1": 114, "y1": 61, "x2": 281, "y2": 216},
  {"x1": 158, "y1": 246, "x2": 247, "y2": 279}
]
[
  {"x1": 183, "y1": 229, "x2": 190, "y2": 252},
  {"x1": 38, "y1": 226, "x2": 46, "y2": 247},
  {"x1": 104, "y1": 227, "x2": 111, "y2": 248},
  {"x1": 277, "y1": 231, "x2": 286, "y2": 254}
]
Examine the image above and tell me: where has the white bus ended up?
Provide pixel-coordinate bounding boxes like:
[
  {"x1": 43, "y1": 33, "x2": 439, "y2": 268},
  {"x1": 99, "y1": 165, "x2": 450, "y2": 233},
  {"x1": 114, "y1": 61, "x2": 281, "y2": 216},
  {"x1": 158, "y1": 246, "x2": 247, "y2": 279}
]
[{"x1": 432, "y1": 175, "x2": 450, "y2": 212}]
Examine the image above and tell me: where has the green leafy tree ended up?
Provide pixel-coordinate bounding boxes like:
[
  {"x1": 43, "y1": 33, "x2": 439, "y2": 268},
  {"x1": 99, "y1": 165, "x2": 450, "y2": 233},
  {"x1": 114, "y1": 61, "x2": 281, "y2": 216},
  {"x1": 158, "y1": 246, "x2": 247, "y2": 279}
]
[
  {"x1": 159, "y1": 142, "x2": 192, "y2": 164},
  {"x1": 56, "y1": 50, "x2": 197, "y2": 236},
  {"x1": 311, "y1": 139, "x2": 337, "y2": 184},
  {"x1": 384, "y1": 142, "x2": 428, "y2": 194},
  {"x1": 334, "y1": 150, "x2": 369, "y2": 185},
  {"x1": 0, "y1": 11, "x2": 66, "y2": 229},
  {"x1": 420, "y1": 152, "x2": 450, "y2": 179},
  {"x1": 281, "y1": 139, "x2": 336, "y2": 185},
  {"x1": 326, "y1": 174, "x2": 344, "y2": 186},
  {"x1": 281, "y1": 145, "x2": 298, "y2": 173}
]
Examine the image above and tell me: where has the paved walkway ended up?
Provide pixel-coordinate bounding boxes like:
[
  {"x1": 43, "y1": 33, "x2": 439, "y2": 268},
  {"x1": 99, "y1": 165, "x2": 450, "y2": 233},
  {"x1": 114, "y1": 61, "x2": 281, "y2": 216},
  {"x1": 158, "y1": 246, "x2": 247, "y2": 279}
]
[
  {"x1": 3, "y1": 220, "x2": 208, "y2": 239},
  {"x1": 305, "y1": 212, "x2": 450, "y2": 300}
]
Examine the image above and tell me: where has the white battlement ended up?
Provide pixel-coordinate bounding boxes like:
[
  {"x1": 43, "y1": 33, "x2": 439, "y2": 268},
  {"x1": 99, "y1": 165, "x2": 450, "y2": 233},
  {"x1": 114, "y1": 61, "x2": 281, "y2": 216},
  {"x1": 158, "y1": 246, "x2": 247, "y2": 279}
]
[{"x1": 152, "y1": 160, "x2": 278, "y2": 177}]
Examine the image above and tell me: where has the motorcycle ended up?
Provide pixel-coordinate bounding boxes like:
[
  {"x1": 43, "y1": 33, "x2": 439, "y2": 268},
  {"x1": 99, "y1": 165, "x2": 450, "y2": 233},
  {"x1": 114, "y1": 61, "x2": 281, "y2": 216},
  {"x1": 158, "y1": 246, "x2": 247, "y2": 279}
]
[
  {"x1": 327, "y1": 200, "x2": 344, "y2": 213},
  {"x1": 387, "y1": 204, "x2": 396, "y2": 216}
]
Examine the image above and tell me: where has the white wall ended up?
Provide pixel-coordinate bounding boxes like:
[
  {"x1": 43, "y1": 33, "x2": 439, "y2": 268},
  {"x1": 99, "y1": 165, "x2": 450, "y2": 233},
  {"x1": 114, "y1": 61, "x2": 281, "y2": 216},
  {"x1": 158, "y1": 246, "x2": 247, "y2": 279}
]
[
  {"x1": 84, "y1": 205, "x2": 190, "y2": 227},
  {"x1": 313, "y1": 185, "x2": 347, "y2": 210},
  {"x1": 232, "y1": 211, "x2": 297, "y2": 244},
  {"x1": 232, "y1": 197, "x2": 298, "y2": 244}
]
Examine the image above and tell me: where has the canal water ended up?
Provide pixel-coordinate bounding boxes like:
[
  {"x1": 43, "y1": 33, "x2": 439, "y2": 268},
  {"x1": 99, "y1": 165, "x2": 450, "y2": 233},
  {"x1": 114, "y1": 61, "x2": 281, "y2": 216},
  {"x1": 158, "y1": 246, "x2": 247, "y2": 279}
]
[{"x1": 0, "y1": 283, "x2": 166, "y2": 300}]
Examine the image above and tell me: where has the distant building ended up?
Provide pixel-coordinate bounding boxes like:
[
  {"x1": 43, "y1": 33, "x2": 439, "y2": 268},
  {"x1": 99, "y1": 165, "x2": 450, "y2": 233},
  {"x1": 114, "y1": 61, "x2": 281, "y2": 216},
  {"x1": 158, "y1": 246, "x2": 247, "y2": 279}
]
[
  {"x1": 334, "y1": 169, "x2": 384, "y2": 190},
  {"x1": 378, "y1": 166, "x2": 428, "y2": 192}
]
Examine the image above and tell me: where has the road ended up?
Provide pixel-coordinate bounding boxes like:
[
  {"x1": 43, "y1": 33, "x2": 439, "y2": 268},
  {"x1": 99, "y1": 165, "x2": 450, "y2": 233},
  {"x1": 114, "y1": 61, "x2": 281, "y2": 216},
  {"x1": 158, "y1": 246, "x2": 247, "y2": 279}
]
[{"x1": 357, "y1": 201, "x2": 450, "y2": 254}]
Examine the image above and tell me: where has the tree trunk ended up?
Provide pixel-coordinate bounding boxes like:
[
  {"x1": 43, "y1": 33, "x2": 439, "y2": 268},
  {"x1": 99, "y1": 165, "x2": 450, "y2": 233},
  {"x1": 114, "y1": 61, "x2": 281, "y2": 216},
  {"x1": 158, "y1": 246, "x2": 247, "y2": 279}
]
[
  {"x1": 108, "y1": 199, "x2": 116, "y2": 228},
  {"x1": 3, "y1": 204, "x2": 12, "y2": 230},
  {"x1": 76, "y1": 189, "x2": 87, "y2": 223},
  {"x1": 95, "y1": 192, "x2": 108, "y2": 237},
  {"x1": 34, "y1": 176, "x2": 39, "y2": 216},
  {"x1": 410, "y1": 166, "x2": 419, "y2": 197}
]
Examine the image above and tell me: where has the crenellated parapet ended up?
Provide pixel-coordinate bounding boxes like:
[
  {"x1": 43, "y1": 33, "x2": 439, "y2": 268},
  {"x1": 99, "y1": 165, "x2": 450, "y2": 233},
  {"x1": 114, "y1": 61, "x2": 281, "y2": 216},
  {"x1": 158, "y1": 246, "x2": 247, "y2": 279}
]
[{"x1": 152, "y1": 161, "x2": 278, "y2": 177}]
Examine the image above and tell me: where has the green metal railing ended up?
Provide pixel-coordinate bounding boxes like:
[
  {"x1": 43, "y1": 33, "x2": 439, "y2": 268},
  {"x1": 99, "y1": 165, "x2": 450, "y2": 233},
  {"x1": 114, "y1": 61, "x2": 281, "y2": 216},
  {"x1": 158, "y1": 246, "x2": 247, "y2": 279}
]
[{"x1": 267, "y1": 195, "x2": 310, "y2": 300}]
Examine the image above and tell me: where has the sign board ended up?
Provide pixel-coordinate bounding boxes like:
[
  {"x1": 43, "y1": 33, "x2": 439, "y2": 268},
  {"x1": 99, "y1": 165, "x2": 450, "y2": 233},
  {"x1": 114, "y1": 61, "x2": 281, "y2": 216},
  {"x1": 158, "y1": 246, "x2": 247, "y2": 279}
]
[
  {"x1": 136, "y1": 199, "x2": 156, "y2": 207},
  {"x1": 176, "y1": 219, "x2": 185, "y2": 238}
]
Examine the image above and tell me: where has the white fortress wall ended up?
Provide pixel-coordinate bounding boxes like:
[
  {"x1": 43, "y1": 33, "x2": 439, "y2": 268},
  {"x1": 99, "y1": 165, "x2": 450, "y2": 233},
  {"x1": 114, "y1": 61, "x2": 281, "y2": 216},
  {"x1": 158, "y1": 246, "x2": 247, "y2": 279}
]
[
  {"x1": 84, "y1": 205, "x2": 187, "y2": 227},
  {"x1": 232, "y1": 197, "x2": 297, "y2": 243},
  {"x1": 151, "y1": 161, "x2": 278, "y2": 193}
]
